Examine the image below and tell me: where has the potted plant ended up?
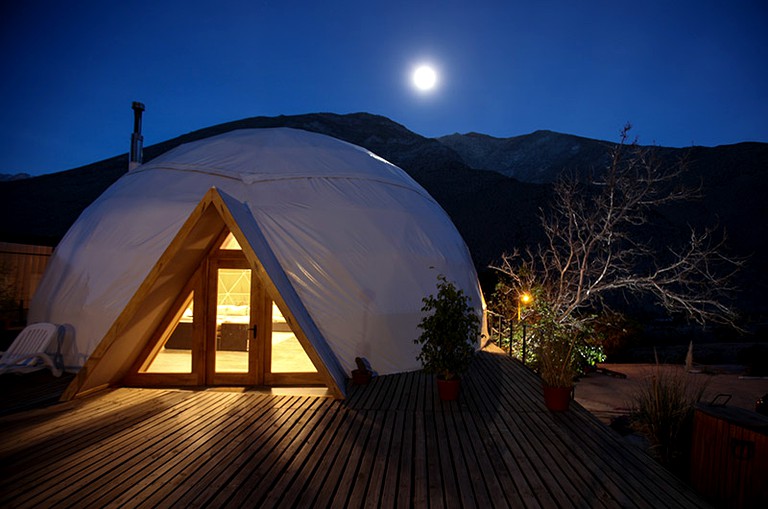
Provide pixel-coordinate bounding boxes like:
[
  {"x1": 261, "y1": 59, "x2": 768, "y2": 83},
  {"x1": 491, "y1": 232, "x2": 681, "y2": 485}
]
[
  {"x1": 415, "y1": 274, "x2": 481, "y2": 401},
  {"x1": 538, "y1": 336, "x2": 578, "y2": 411},
  {"x1": 533, "y1": 307, "x2": 579, "y2": 411},
  {"x1": 351, "y1": 356, "x2": 372, "y2": 385}
]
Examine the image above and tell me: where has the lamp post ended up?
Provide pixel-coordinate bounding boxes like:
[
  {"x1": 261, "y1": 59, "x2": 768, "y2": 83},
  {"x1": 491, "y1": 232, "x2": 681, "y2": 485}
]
[{"x1": 518, "y1": 292, "x2": 532, "y2": 365}]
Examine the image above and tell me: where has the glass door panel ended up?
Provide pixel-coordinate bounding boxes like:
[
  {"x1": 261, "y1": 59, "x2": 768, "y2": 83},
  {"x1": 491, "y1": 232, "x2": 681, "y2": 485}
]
[
  {"x1": 215, "y1": 268, "x2": 251, "y2": 373},
  {"x1": 270, "y1": 303, "x2": 317, "y2": 373},
  {"x1": 143, "y1": 292, "x2": 194, "y2": 373}
]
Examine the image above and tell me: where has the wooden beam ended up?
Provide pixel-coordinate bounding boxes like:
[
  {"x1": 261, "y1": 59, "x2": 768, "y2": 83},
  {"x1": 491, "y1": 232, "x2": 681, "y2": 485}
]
[{"x1": 62, "y1": 190, "x2": 226, "y2": 400}]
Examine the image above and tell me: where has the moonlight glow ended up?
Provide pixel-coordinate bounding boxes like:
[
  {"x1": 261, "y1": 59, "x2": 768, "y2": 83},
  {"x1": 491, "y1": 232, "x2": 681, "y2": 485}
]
[{"x1": 412, "y1": 65, "x2": 437, "y2": 91}]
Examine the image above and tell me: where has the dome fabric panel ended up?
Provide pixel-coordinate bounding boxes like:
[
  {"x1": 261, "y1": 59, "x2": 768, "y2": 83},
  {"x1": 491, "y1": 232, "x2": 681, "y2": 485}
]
[{"x1": 29, "y1": 127, "x2": 484, "y2": 379}]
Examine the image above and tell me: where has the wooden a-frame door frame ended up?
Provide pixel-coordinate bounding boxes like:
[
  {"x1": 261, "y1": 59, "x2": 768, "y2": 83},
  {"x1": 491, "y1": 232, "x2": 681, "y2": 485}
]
[
  {"x1": 66, "y1": 188, "x2": 344, "y2": 400},
  {"x1": 204, "y1": 249, "x2": 268, "y2": 386},
  {"x1": 125, "y1": 230, "x2": 323, "y2": 388}
]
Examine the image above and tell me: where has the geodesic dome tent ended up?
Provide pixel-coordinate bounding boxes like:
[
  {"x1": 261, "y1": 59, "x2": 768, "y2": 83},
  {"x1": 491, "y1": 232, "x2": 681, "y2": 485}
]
[{"x1": 29, "y1": 128, "x2": 485, "y2": 399}]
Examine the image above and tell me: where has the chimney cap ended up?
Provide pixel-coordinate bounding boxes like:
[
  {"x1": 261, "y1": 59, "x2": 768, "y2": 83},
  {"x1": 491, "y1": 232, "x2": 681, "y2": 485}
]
[{"x1": 132, "y1": 101, "x2": 145, "y2": 112}]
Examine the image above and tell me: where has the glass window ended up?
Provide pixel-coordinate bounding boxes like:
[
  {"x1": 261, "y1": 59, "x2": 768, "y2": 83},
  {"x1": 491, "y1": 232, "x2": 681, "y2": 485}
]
[
  {"x1": 215, "y1": 268, "x2": 251, "y2": 373},
  {"x1": 143, "y1": 292, "x2": 194, "y2": 373},
  {"x1": 270, "y1": 303, "x2": 317, "y2": 373},
  {"x1": 220, "y1": 232, "x2": 242, "y2": 250}
]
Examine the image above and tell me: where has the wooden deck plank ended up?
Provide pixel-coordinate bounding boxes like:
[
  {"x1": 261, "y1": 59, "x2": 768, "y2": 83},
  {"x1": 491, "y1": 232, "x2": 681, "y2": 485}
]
[
  {"x1": 304, "y1": 408, "x2": 369, "y2": 508},
  {"x1": 0, "y1": 387, "x2": 176, "y2": 459},
  {"x1": 141, "y1": 393, "x2": 279, "y2": 508},
  {"x1": 395, "y1": 407, "x2": 416, "y2": 509},
  {"x1": 0, "y1": 385, "x2": 145, "y2": 435},
  {"x1": 82, "y1": 392, "x2": 244, "y2": 508},
  {"x1": 555, "y1": 408, "x2": 705, "y2": 509},
  {"x1": 0, "y1": 389, "x2": 200, "y2": 507},
  {"x1": 236, "y1": 398, "x2": 335, "y2": 506},
  {"x1": 259, "y1": 399, "x2": 347, "y2": 508},
  {"x1": 367, "y1": 373, "x2": 396, "y2": 411},
  {"x1": 480, "y1": 413, "x2": 555, "y2": 508},
  {"x1": 12, "y1": 391, "x2": 231, "y2": 508},
  {"x1": 486, "y1": 353, "x2": 674, "y2": 509},
  {"x1": 445, "y1": 404, "x2": 490, "y2": 507},
  {"x1": 482, "y1": 355, "x2": 636, "y2": 508},
  {"x1": 404, "y1": 370, "x2": 421, "y2": 412},
  {"x1": 347, "y1": 409, "x2": 391, "y2": 507},
  {"x1": 0, "y1": 371, "x2": 75, "y2": 417},
  {"x1": 423, "y1": 408, "x2": 447, "y2": 508},
  {"x1": 456, "y1": 404, "x2": 511, "y2": 508},
  {"x1": 160, "y1": 395, "x2": 302, "y2": 507},
  {"x1": 0, "y1": 350, "x2": 713, "y2": 508},
  {"x1": 462, "y1": 353, "x2": 605, "y2": 508},
  {"x1": 128, "y1": 393, "x2": 275, "y2": 508},
  {"x1": 462, "y1": 366, "x2": 543, "y2": 508},
  {"x1": 519, "y1": 407, "x2": 626, "y2": 508},
  {"x1": 345, "y1": 379, "x2": 370, "y2": 408},
  {"x1": 3, "y1": 388, "x2": 187, "y2": 462},
  {"x1": 433, "y1": 405, "x2": 464, "y2": 508},
  {"x1": 380, "y1": 407, "x2": 408, "y2": 507},
  {"x1": 382, "y1": 370, "x2": 404, "y2": 411},
  {"x1": 497, "y1": 404, "x2": 576, "y2": 507},
  {"x1": 294, "y1": 409, "x2": 355, "y2": 507},
  {"x1": 410, "y1": 409, "x2": 428, "y2": 508},
  {"x1": 202, "y1": 396, "x2": 324, "y2": 507}
]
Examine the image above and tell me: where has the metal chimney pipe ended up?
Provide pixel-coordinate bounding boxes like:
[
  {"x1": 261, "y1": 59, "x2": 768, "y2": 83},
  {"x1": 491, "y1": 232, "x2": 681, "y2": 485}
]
[{"x1": 129, "y1": 101, "x2": 145, "y2": 170}]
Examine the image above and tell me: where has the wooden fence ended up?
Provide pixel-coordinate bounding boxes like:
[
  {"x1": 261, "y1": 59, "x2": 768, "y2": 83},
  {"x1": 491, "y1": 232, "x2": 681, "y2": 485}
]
[{"x1": 0, "y1": 241, "x2": 52, "y2": 327}]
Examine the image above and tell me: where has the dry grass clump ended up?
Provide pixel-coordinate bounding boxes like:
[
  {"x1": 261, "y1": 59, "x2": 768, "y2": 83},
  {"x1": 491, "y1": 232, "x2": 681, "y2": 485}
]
[{"x1": 630, "y1": 363, "x2": 709, "y2": 470}]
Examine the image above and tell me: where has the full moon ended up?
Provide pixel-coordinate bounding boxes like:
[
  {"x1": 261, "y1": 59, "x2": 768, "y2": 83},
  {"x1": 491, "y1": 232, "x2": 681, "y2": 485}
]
[{"x1": 412, "y1": 65, "x2": 437, "y2": 91}]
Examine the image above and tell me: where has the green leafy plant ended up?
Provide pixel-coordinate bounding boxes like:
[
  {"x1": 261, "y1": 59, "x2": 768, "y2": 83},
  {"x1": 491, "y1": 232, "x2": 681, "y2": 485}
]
[
  {"x1": 575, "y1": 342, "x2": 606, "y2": 373},
  {"x1": 415, "y1": 274, "x2": 480, "y2": 380},
  {"x1": 490, "y1": 282, "x2": 605, "y2": 383}
]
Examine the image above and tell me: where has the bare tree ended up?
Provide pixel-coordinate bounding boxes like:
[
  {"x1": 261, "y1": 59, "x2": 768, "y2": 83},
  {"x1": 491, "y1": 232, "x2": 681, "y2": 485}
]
[{"x1": 492, "y1": 124, "x2": 744, "y2": 334}]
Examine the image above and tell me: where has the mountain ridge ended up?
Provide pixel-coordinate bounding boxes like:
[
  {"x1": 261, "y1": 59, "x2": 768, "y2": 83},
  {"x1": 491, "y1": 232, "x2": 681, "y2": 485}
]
[
  {"x1": 438, "y1": 129, "x2": 768, "y2": 184},
  {"x1": 1, "y1": 112, "x2": 767, "y2": 321}
]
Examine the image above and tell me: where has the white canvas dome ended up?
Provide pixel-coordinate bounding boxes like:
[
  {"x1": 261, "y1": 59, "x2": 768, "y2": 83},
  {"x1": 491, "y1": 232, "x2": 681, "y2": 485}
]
[{"x1": 30, "y1": 128, "x2": 485, "y2": 397}]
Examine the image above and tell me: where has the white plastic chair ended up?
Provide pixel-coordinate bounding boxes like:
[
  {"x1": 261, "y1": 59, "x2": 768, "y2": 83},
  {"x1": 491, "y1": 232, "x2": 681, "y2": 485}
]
[{"x1": 0, "y1": 323, "x2": 63, "y2": 377}]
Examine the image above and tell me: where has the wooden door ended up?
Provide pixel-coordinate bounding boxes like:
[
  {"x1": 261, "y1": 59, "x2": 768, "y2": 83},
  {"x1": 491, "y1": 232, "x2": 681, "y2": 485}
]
[{"x1": 126, "y1": 232, "x2": 322, "y2": 388}]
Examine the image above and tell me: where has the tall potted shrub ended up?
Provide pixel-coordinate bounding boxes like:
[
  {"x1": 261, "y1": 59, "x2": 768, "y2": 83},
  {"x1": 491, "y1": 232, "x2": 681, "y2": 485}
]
[
  {"x1": 415, "y1": 274, "x2": 480, "y2": 401},
  {"x1": 532, "y1": 300, "x2": 579, "y2": 411},
  {"x1": 537, "y1": 333, "x2": 578, "y2": 411}
]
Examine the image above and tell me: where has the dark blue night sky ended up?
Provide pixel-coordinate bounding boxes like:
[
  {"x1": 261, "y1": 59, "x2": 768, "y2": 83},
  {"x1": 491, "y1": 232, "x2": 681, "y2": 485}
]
[{"x1": 2, "y1": 0, "x2": 766, "y2": 176}]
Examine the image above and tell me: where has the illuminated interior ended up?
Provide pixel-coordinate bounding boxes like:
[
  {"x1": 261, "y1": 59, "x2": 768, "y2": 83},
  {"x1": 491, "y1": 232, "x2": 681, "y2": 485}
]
[
  {"x1": 271, "y1": 305, "x2": 316, "y2": 373},
  {"x1": 142, "y1": 232, "x2": 317, "y2": 376},
  {"x1": 214, "y1": 267, "x2": 251, "y2": 373},
  {"x1": 144, "y1": 292, "x2": 194, "y2": 373}
]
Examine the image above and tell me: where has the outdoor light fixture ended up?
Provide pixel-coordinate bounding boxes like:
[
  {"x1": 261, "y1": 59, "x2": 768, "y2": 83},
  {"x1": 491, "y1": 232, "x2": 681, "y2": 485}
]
[
  {"x1": 518, "y1": 292, "x2": 533, "y2": 366},
  {"x1": 518, "y1": 292, "x2": 532, "y2": 320}
]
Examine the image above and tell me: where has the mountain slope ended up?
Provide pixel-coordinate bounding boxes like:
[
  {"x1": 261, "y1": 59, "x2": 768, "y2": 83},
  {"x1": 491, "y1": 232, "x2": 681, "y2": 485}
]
[
  {"x1": 2, "y1": 113, "x2": 767, "y2": 319},
  {"x1": 438, "y1": 130, "x2": 613, "y2": 183},
  {"x1": 441, "y1": 130, "x2": 768, "y2": 317},
  {"x1": 439, "y1": 130, "x2": 768, "y2": 272},
  {"x1": 0, "y1": 112, "x2": 543, "y2": 269}
]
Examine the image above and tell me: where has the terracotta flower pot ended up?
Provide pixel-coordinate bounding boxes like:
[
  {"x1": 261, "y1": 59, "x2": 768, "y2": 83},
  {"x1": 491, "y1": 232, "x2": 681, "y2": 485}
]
[
  {"x1": 437, "y1": 377, "x2": 461, "y2": 401},
  {"x1": 543, "y1": 385, "x2": 573, "y2": 411},
  {"x1": 352, "y1": 369, "x2": 372, "y2": 385}
]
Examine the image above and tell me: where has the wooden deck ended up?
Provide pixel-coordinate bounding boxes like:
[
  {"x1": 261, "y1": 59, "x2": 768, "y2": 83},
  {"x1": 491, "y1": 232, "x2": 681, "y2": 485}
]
[{"x1": 0, "y1": 350, "x2": 711, "y2": 508}]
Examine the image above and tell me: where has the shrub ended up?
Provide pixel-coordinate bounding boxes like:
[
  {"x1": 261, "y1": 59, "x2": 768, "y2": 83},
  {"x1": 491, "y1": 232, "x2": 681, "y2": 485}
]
[
  {"x1": 415, "y1": 274, "x2": 480, "y2": 380},
  {"x1": 630, "y1": 365, "x2": 709, "y2": 472}
]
